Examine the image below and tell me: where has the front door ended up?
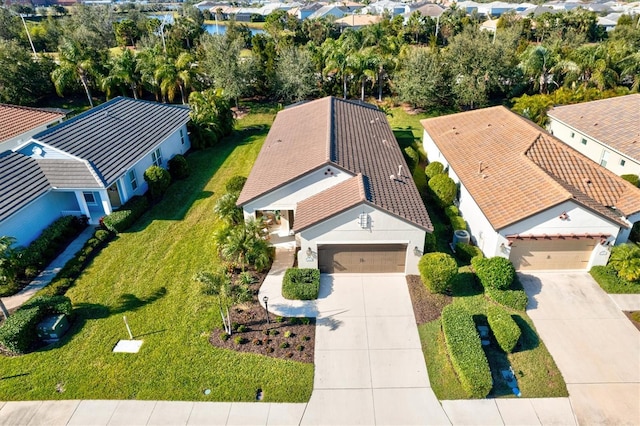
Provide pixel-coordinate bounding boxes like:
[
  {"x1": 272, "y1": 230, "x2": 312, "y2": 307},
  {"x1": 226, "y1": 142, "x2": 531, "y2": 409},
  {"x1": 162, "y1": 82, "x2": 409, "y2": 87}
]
[{"x1": 107, "y1": 183, "x2": 122, "y2": 208}]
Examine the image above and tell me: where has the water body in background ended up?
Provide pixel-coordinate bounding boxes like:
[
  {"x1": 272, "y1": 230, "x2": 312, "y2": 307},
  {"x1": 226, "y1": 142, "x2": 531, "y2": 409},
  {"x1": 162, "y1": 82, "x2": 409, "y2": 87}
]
[{"x1": 204, "y1": 23, "x2": 265, "y2": 36}]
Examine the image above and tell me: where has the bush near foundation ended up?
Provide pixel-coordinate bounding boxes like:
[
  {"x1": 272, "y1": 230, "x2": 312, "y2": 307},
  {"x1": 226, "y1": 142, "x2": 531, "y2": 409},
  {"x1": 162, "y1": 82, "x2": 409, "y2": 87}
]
[
  {"x1": 441, "y1": 304, "x2": 492, "y2": 398},
  {"x1": 428, "y1": 174, "x2": 457, "y2": 208},
  {"x1": 425, "y1": 161, "x2": 445, "y2": 180},
  {"x1": 102, "y1": 195, "x2": 150, "y2": 234},
  {"x1": 144, "y1": 165, "x2": 171, "y2": 201},
  {"x1": 472, "y1": 256, "x2": 515, "y2": 290},
  {"x1": 455, "y1": 242, "x2": 483, "y2": 263},
  {"x1": 487, "y1": 305, "x2": 521, "y2": 353},
  {"x1": 485, "y1": 286, "x2": 528, "y2": 311},
  {"x1": 282, "y1": 268, "x2": 320, "y2": 300},
  {"x1": 168, "y1": 154, "x2": 190, "y2": 180},
  {"x1": 419, "y1": 252, "x2": 458, "y2": 293}
]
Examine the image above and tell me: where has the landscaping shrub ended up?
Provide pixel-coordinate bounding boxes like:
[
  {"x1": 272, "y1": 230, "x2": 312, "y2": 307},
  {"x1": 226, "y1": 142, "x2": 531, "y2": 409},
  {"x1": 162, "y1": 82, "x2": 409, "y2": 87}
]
[
  {"x1": 607, "y1": 243, "x2": 640, "y2": 282},
  {"x1": 282, "y1": 268, "x2": 320, "y2": 300},
  {"x1": 487, "y1": 305, "x2": 521, "y2": 353},
  {"x1": 441, "y1": 305, "x2": 492, "y2": 398},
  {"x1": 428, "y1": 174, "x2": 457, "y2": 208},
  {"x1": 621, "y1": 174, "x2": 639, "y2": 187},
  {"x1": 225, "y1": 175, "x2": 248, "y2": 193},
  {"x1": 424, "y1": 232, "x2": 437, "y2": 253},
  {"x1": 449, "y1": 215, "x2": 467, "y2": 231},
  {"x1": 168, "y1": 154, "x2": 190, "y2": 180},
  {"x1": 22, "y1": 295, "x2": 72, "y2": 316},
  {"x1": 455, "y1": 242, "x2": 483, "y2": 263},
  {"x1": 144, "y1": 165, "x2": 171, "y2": 201},
  {"x1": 404, "y1": 146, "x2": 419, "y2": 168},
  {"x1": 418, "y1": 252, "x2": 458, "y2": 294},
  {"x1": 485, "y1": 286, "x2": 529, "y2": 311},
  {"x1": 444, "y1": 205, "x2": 459, "y2": 218},
  {"x1": 472, "y1": 256, "x2": 515, "y2": 290},
  {"x1": 425, "y1": 161, "x2": 445, "y2": 180},
  {"x1": 590, "y1": 265, "x2": 640, "y2": 293},
  {"x1": 102, "y1": 195, "x2": 149, "y2": 233}
]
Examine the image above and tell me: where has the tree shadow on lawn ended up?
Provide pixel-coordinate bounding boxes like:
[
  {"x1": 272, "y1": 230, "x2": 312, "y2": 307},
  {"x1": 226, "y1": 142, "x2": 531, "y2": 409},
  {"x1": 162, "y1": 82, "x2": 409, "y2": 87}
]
[
  {"x1": 110, "y1": 286, "x2": 167, "y2": 314},
  {"x1": 512, "y1": 314, "x2": 540, "y2": 352},
  {"x1": 450, "y1": 271, "x2": 483, "y2": 297},
  {"x1": 393, "y1": 129, "x2": 418, "y2": 149}
]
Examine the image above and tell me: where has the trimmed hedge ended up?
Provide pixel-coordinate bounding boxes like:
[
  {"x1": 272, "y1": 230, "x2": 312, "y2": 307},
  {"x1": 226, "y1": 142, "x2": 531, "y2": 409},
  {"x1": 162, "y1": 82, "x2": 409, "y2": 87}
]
[
  {"x1": 144, "y1": 165, "x2": 171, "y2": 201},
  {"x1": 0, "y1": 295, "x2": 72, "y2": 354},
  {"x1": 424, "y1": 232, "x2": 437, "y2": 254},
  {"x1": 225, "y1": 175, "x2": 248, "y2": 194},
  {"x1": 404, "y1": 146, "x2": 419, "y2": 168},
  {"x1": 487, "y1": 305, "x2": 521, "y2": 353},
  {"x1": 168, "y1": 154, "x2": 190, "y2": 180},
  {"x1": 419, "y1": 252, "x2": 458, "y2": 294},
  {"x1": 485, "y1": 286, "x2": 529, "y2": 311},
  {"x1": 282, "y1": 268, "x2": 320, "y2": 300},
  {"x1": 425, "y1": 161, "x2": 445, "y2": 180},
  {"x1": 455, "y1": 242, "x2": 483, "y2": 263},
  {"x1": 472, "y1": 256, "x2": 515, "y2": 290},
  {"x1": 428, "y1": 174, "x2": 457, "y2": 208},
  {"x1": 621, "y1": 174, "x2": 639, "y2": 187},
  {"x1": 102, "y1": 195, "x2": 150, "y2": 233},
  {"x1": 441, "y1": 305, "x2": 492, "y2": 398}
]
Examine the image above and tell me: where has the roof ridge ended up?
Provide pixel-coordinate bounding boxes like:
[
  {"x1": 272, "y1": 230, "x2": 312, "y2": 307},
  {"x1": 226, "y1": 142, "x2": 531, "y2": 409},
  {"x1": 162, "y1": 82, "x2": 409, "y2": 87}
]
[
  {"x1": 327, "y1": 97, "x2": 333, "y2": 162},
  {"x1": 356, "y1": 172, "x2": 366, "y2": 201}
]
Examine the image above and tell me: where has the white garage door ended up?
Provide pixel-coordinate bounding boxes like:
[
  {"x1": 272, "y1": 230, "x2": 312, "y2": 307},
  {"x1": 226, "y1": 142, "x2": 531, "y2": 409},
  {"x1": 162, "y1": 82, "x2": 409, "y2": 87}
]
[
  {"x1": 509, "y1": 238, "x2": 596, "y2": 270},
  {"x1": 318, "y1": 244, "x2": 406, "y2": 273}
]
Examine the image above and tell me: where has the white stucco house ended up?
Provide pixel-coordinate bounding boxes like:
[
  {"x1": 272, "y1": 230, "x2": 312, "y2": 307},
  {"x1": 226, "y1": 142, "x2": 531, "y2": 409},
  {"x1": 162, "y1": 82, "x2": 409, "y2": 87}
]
[
  {"x1": 547, "y1": 94, "x2": 640, "y2": 177},
  {"x1": 0, "y1": 104, "x2": 66, "y2": 152},
  {"x1": 237, "y1": 97, "x2": 432, "y2": 275},
  {"x1": 0, "y1": 97, "x2": 190, "y2": 247},
  {"x1": 422, "y1": 106, "x2": 640, "y2": 271}
]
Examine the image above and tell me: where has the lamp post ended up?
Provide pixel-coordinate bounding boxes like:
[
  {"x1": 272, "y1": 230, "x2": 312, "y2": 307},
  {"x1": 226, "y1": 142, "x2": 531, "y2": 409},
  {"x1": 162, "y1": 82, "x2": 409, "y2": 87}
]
[{"x1": 263, "y1": 296, "x2": 270, "y2": 324}]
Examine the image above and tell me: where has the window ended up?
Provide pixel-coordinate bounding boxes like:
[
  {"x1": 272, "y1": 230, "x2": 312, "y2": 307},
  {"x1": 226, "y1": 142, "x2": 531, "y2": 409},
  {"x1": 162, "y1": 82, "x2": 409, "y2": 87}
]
[
  {"x1": 581, "y1": 138, "x2": 587, "y2": 145},
  {"x1": 180, "y1": 129, "x2": 185, "y2": 145},
  {"x1": 83, "y1": 192, "x2": 96, "y2": 205},
  {"x1": 129, "y1": 170, "x2": 138, "y2": 191},
  {"x1": 600, "y1": 150, "x2": 610, "y2": 167},
  {"x1": 620, "y1": 159, "x2": 626, "y2": 167},
  {"x1": 151, "y1": 148, "x2": 163, "y2": 167},
  {"x1": 571, "y1": 132, "x2": 575, "y2": 138}
]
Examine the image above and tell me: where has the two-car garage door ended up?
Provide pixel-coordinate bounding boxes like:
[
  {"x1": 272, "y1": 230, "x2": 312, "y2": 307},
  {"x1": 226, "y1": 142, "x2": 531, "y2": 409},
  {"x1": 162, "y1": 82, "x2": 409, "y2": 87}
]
[
  {"x1": 509, "y1": 238, "x2": 596, "y2": 270},
  {"x1": 318, "y1": 244, "x2": 406, "y2": 273}
]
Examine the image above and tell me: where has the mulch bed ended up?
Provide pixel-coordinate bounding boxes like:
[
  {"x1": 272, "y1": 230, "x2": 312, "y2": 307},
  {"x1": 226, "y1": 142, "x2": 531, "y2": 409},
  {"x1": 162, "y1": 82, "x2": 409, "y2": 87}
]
[
  {"x1": 406, "y1": 275, "x2": 452, "y2": 325},
  {"x1": 208, "y1": 269, "x2": 315, "y2": 363}
]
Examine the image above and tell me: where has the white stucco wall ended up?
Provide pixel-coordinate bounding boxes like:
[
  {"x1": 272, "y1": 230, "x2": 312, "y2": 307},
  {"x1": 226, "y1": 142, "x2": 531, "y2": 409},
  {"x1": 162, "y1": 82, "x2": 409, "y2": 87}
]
[
  {"x1": 296, "y1": 203, "x2": 426, "y2": 275},
  {"x1": 457, "y1": 183, "x2": 503, "y2": 257},
  {"x1": 0, "y1": 191, "x2": 78, "y2": 247},
  {"x1": 423, "y1": 130, "x2": 450, "y2": 170},
  {"x1": 548, "y1": 119, "x2": 640, "y2": 176},
  {"x1": 242, "y1": 166, "x2": 352, "y2": 215}
]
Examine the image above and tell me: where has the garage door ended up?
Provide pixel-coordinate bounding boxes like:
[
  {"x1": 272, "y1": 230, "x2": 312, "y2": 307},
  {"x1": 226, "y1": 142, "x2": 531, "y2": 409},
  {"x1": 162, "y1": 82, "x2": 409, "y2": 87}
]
[
  {"x1": 509, "y1": 238, "x2": 596, "y2": 270},
  {"x1": 318, "y1": 244, "x2": 406, "y2": 273}
]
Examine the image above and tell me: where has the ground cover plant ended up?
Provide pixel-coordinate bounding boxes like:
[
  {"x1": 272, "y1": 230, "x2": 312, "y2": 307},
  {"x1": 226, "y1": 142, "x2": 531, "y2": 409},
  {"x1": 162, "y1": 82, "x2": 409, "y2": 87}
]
[
  {"x1": 282, "y1": 268, "x2": 320, "y2": 300},
  {"x1": 0, "y1": 106, "x2": 314, "y2": 402},
  {"x1": 590, "y1": 265, "x2": 640, "y2": 294}
]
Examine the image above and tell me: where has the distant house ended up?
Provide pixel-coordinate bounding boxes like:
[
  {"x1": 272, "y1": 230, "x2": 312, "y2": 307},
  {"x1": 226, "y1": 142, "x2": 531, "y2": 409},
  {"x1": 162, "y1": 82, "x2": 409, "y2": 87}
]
[
  {"x1": 0, "y1": 104, "x2": 66, "y2": 152},
  {"x1": 335, "y1": 14, "x2": 383, "y2": 29},
  {"x1": 547, "y1": 95, "x2": 640, "y2": 177},
  {"x1": 307, "y1": 5, "x2": 349, "y2": 20},
  {"x1": 422, "y1": 106, "x2": 640, "y2": 271},
  {"x1": 238, "y1": 97, "x2": 432, "y2": 275},
  {"x1": 0, "y1": 97, "x2": 190, "y2": 246}
]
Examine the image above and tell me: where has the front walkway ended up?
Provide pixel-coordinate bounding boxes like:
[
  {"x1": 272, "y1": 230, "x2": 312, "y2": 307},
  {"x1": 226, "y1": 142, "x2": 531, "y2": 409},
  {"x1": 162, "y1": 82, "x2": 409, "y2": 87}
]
[{"x1": 2, "y1": 227, "x2": 95, "y2": 312}]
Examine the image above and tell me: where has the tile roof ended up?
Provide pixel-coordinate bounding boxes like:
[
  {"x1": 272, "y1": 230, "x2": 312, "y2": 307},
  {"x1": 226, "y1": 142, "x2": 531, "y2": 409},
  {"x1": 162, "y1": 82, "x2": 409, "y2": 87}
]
[
  {"x1": 0, "y1": 104, "x2": 65, "y2": 143},
  {"x1": 37, "y1": 159, "x2": 101, "y2": 189},
  {"x1": 34, "y1": 97, "x2": 190, "y2": 186},
  {"x1": 0, "y1": 152, "x2": 50, "y2": 222},
  {"x1": 295, "y1": 174, "x2": 367, "y2": 232},
  {"x1": 421, "y1": 106, "x2": 640, "y2": 230},
  {"x1": 239, "y1": 97, "x2": 432, "y2": 231},
  {"x1": 547, "y1": 94, "x2": 640, "y2": 161}
]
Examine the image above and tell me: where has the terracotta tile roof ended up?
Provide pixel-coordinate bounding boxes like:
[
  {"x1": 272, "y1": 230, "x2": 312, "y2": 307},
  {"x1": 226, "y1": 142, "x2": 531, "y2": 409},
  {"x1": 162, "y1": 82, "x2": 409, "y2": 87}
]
[
  {"x1": 0, "y1": 104, "x2": 65, "y2": 143},
  {"x1": 547, "y1": 94, "x2": 640, "y2": 160},
  {"x1": 421, "y1": 106, "x2": 640, "y2": 230},
  {"x1": 295, "y1": 174, "x2": 367, "y2": 232},
  {"x1": 239, "y1": 97, "x2": 432, "y2": 231}
]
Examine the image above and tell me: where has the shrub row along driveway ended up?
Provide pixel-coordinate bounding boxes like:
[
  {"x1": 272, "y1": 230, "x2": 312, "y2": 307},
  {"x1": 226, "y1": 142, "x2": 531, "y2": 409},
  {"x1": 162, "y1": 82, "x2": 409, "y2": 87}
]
[{"x1": 520, "y1": 271, "x2": 640, "y2": 425}]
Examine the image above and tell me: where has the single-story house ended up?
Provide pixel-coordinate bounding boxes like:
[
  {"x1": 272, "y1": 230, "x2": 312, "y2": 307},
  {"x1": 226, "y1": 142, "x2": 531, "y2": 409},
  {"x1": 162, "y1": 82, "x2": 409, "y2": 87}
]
[
  {"x1": 547, "y1": 94, "x2": 640, "y2": 177},
  {"x1": 0, "y1": 97, "x2": 190, "y2": 246},
  {"x1": 307, "y1": 5, "x2": 349, "y2": 20},
  {"x1": 335, "y1": 14, "x2": 384, "y2": 30},
  {"x1": 422, "y1": 106, "x2": 640, "y2": 271},
  {"x1": 0, "y1": 104, "x2": 66, "y2": 152},
  {"x1": 237, "y1": 97, "x2": 432, "y2": 275}
]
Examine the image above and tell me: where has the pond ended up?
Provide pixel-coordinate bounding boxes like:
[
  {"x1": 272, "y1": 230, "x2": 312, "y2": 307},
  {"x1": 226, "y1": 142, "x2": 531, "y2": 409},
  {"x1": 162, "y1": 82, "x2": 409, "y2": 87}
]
[{"x1": 204, "y1": 23, "x2": 265, "y2": 36}]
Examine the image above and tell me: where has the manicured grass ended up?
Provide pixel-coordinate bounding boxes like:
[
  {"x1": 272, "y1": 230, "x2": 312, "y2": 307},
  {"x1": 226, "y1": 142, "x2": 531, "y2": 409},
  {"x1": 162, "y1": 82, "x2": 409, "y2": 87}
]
[
  {"x1": 0, "y1": 108, "x2": 314, "y2": 402},
  {"x1": 590, "y1": 265, "x2": 640, "y2": 294}
]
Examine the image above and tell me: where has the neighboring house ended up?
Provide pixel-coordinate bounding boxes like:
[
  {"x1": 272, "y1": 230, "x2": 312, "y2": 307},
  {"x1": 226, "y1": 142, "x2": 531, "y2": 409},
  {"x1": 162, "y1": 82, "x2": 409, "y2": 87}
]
[
  {"x1": 0, "y1": 97, "x2": 190, "y2": 246},
  {"x1": 547, "y1": 94, "x2": 640, "y2": 177},
  {"x1": 0, "y1": 104, "x2": 66, "y2": 152},
  {"x1": 335, "y1": 14, "x2": 383, "y2": 29},
  {"x1": 422, "y1": 106, "x2": 640, "y2": 271},
  {"x1": 307, "y1": 5, "x2": 349, "y2": 20},
  {"x1": 237, "y1": 97, "x2": 432, "y2": 275},
  {"x1": 404, "y1": 3, "x2": 445, "y2": 19}
]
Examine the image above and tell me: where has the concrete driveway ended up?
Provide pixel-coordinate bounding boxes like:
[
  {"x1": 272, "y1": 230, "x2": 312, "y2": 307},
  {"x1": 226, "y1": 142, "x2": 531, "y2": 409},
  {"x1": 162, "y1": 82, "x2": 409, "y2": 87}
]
[{"x1": 520, "y1": 271, "x2": 640, "y2": 425}]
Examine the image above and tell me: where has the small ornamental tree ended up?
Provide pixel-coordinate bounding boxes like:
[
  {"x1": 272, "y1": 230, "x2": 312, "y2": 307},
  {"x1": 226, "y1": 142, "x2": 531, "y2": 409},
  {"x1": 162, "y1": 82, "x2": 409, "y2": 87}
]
[
  {"x1": 428, "y1": 174, "x2": 457, "y2": 208},
  {"x1": 472, "y1": 256, "x2": 516, "y2": 290},
  {"x1": 425, "y1": 161, "x2": 445, "y2": 180},
  {"x1": 143, "y1": 166, "x2": 171, "y2": 201},
  {"x1": 418, "y1": 252, "x2": 458, "y2": 293}
]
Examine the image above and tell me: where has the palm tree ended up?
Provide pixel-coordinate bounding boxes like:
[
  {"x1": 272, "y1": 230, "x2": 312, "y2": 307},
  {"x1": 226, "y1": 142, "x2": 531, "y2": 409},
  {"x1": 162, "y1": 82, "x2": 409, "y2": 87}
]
[
  {"x1": 137, "y1": 45, "x2": 163, "y2": 102},
  {"x1": 347, "y1": 50, "x2": 376, "y2": 101},
  {"x1": 193, "y1": 269, "x2": 233, "y2": 334},
  {"x1": 619, "y1": 51, "x2": 640, "y2": 92},
  {"x1": 214, "y1": 192, "x2": 243, "y2": 225},
  {"x1": 322, "y1": 38, "x2": 349, "y2": 99},
  {"x1": 519, "y1": 45, "x2": 559, "y2": 94},
  {"x1": 101, "y1": 48, "x2": 141, "y2": 99},
  {"x1": 218, "y1": 218, "x2": 268, "y2": 272},
  {"x1": 51, "y1": 38, "x2": 100, "y2": 107},
  {"x1": 188, "y1": 89, "x2": 235, "y2": 148},
  {"x1": 155, "y1": 51, "x2": 194, "y2": 104},
  {"x1": 608, "y1": 243, "x2": 640, "y2": 282}
]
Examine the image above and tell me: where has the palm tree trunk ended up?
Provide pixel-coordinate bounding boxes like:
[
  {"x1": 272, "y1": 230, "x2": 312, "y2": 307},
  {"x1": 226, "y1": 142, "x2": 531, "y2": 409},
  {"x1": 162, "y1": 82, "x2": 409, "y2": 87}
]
[
  {"x1": 130, "y1": 83, "x2": 138, "y2": 99},
  {"x1": 79, "y1": 74, "x2": 94, "y2": 108},
  {"x1": 179, "y1": 84, "x2": 186, "y2": 105},
  {"x1": 343, "y1": 74, "x2": 347, "y2": 99},
  {"x1": 361, "y1": 78, "x2": 365, "y2": 101},
  {"x1": 0, "y1": 298, "x2": 9, "y2": 320},
  {"x1": 378, "y1": 69, "x2": 383, "y2": 101}
]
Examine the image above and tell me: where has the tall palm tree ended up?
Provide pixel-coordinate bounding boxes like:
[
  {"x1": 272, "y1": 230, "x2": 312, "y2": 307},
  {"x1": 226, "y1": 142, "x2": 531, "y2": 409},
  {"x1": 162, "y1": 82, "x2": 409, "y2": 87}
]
[
  {"x1": 101, "y1": 48, "x2": 141, "y2": 99},
  {"x1": 322, "y1": 38, "x2": 349, "y2": 99},
  {"x1": 519, "y1": 45, "x2": 559, "y2": 94},
  {"x1": 137, "y1": 45, "x2": 163, "y2": 102},
  {"x1": 51, "y1": 38, "x2": 100, "y2": 107},
  {"x1": 347, "y1": 50, "x2": 376, "y2": 101},
  {"x1": 155, "y1": 51, "x2": 194, "y2": 104}
]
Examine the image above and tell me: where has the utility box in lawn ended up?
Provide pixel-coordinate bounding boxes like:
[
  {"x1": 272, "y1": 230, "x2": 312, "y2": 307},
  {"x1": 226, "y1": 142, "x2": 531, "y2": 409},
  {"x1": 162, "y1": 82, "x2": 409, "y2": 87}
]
[{"x1": 37, "y1": 314, "x2": 70, "y2": 343}]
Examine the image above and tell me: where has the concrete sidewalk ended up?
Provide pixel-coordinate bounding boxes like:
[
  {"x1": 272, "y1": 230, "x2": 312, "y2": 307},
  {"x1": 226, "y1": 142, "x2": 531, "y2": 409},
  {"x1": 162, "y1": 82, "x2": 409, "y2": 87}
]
[{"x1": 2, "y1": 227, "x2": 95, "y2": 312}]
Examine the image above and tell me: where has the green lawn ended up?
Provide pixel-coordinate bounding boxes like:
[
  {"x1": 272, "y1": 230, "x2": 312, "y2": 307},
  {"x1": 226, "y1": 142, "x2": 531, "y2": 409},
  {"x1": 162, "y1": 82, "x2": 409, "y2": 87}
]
[
  {"x1": 590, "y1": 265, "x2": 640, "y2": 294},
  {"x1": 0, "y1": 109, "x2": 314, "y2": 402}
]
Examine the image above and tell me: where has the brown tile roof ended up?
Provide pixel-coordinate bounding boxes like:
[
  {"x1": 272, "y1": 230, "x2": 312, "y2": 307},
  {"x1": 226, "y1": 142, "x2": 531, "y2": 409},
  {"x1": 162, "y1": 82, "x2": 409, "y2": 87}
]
[
  {"x1": 238, "y1": 97, "x2": 432, "y2": 231},
  {"x1": 295, "y1": 174, "x2": 366, "y2": 232},
  {"x1": 0, "y1": 104, "x2": 65, "y2": 144},
  {"x1": 547, "y1": 94, "x2": 640, "y2": 160},
  {"x1": 421, "y1": 106, "x2": 640, "y2": 230}
]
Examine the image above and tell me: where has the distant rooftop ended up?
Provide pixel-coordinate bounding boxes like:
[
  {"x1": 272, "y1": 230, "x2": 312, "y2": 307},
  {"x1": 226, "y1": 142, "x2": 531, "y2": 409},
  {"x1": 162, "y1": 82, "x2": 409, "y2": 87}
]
[{"x1": 0, "y1": 104, "x2": 66, "y2": 143}]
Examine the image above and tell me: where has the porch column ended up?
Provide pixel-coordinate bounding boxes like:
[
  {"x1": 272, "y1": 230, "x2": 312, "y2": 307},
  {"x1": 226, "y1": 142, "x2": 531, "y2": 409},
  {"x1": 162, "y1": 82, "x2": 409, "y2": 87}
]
[
  {"x1": 98, "y1": 189, "x2": 112, "y2": 216},
  {"x1": 74, "y1": 191, "x2": 91, "y2": 220}
]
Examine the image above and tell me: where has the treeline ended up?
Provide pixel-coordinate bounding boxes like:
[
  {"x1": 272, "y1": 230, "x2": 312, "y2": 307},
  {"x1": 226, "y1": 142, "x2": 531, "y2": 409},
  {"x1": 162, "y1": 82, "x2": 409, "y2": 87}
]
[{"x1": 0, "y1": 3, "x2": 638, "y2": 116}]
